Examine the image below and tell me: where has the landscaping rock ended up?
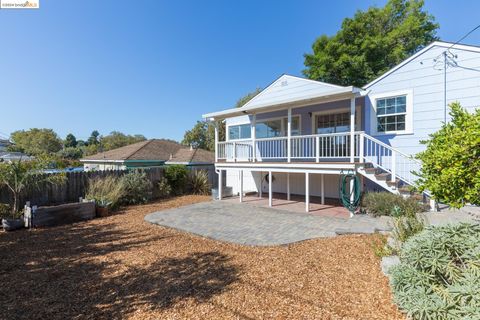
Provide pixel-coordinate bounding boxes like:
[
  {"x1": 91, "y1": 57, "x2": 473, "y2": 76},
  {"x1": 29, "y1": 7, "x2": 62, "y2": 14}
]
[
  {"x1": 335, "y1": 226, "x2": 376, "y2": 235},
  {"x1": 381, "y1": 255, "x2": 400, "y2": 276}
]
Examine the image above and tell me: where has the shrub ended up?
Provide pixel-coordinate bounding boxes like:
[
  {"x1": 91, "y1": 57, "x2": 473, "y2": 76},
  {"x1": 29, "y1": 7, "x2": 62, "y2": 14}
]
[
  {"x1": 361, "y1": 192, "x2": 426, "y2": 217},
  {"x1": 85, "y1": 176, "x2": 125, "y2": 209},
  {"x1": 157, "y1": 177, "x2": 172, "y2": 198},
  {"x1": 164, "y1": 165, "x2": 188, "y2": 195},
  {"x1": 0, "y1": 203, "x2": 11, "y2": 219},
  {"x1": 391, "y1": 211, "x2": 425, "y2": 245},
  {"x1": 120, "y1": 170, "x2": 152, "y2": 205},
  {"x1": 389, "y1": 223, "x2": 480, "y2": 319},
  {"x1": 189, "y1": 170, "x2": 210, "y2": 195},
  {"x1": 416, "y1": 103, "x2": 480, "y2": 208}
]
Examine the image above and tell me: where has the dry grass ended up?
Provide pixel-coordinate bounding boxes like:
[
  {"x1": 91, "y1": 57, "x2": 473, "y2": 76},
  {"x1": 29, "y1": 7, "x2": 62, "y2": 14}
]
[{"x1": 0, "y1": 195, "x2": 404, "y2": 320}]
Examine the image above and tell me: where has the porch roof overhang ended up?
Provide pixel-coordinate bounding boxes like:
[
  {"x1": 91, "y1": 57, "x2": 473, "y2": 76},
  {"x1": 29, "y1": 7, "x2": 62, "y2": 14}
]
[{"x1": 203, "y1": 86, "x2": 367, "y2": 121}]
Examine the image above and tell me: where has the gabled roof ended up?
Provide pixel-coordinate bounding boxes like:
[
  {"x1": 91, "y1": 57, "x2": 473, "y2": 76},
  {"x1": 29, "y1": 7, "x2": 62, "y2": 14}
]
[
  {"x1": 203, "y1": 74, "x2": 363, "y2": 120},
  {"x1": 81, "y1": 139, "x2": 183, "y2": 162},
  {"x1": 166, "y1": 147, "x2": 214, "y2": 165},
  {"x1": 363, "y1": 41, "x2": 480, "y2": 89}
]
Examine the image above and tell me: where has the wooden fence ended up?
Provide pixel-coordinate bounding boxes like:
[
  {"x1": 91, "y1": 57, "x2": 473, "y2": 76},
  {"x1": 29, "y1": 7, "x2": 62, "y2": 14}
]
[{"x1": 0, "y1": 166, "x2": 217, "y2": 208}]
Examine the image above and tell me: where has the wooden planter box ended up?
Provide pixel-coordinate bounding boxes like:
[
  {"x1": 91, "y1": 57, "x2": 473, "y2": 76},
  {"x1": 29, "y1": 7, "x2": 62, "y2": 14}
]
[{"x1": 28, "y1": 202, "x2": 95, "y2": 228}]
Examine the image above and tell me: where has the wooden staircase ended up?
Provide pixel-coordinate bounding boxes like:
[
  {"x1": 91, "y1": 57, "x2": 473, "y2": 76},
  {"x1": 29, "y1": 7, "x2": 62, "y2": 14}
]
[{"x1": 356, "y1": 133, "x2": 428, "y2": 201}]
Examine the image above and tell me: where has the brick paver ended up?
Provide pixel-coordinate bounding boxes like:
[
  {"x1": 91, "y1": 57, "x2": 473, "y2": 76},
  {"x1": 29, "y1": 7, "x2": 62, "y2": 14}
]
[{"x1": 145, "y1": 201, "x2": 393, "y2": 246}]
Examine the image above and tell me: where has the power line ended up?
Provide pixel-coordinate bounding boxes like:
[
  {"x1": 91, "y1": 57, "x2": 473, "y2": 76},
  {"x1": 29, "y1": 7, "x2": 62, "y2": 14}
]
[{"x1": 432, "y1": 23, "x2": 480, "y2": 123}]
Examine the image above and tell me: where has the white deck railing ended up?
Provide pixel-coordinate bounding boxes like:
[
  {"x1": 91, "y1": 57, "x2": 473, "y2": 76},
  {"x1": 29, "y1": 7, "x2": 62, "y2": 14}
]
[
  {"x1": 217, "y1": 131, "x2": 421, "y2": 187},
  {"x1": 217, "y1": 132, "x2": 361, "y2": 162}
]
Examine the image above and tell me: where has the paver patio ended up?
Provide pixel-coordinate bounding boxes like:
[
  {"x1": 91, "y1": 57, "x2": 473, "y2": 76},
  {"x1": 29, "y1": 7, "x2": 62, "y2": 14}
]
[{"x1": 145, "y1": 200, "x2": 393, "y2": 246}]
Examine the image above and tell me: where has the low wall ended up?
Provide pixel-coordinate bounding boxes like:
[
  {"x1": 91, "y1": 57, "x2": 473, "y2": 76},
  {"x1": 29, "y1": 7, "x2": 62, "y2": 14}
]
[{"x1": 28, "y1": 201, "x2": 96, "y2": 227}]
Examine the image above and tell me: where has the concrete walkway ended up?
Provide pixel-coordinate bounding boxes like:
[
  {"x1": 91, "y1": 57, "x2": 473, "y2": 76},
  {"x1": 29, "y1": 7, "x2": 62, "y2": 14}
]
[{"x1": 145, "y1": 201, "x2": 392, "y2": 246}]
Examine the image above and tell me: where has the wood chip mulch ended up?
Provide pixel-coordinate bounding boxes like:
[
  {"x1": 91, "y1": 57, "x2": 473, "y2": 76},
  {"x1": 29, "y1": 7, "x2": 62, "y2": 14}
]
[{"x1": 0, "y1": 195, "x2": 404, "y2": 320}]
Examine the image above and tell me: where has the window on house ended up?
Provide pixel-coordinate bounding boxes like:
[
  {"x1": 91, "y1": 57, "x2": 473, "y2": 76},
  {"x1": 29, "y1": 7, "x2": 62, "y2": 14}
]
[
  {"x1": 228, "y1": 124, "x2": 251, "y2": 140},
  {"x1": 255, "y1": 116, "x2": 300, "y2": 138},
  {"x1": 376, "y1": 95, "x2": 406, "y2": 132},
  {"x1": 315, "y1": 112, "x2": 350, "y2": 134}
]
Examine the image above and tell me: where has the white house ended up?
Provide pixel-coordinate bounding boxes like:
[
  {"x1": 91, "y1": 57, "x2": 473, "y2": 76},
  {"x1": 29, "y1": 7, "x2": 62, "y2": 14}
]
[{"x1": 202, "y1": 41, "x2": 480, "y2": 212}]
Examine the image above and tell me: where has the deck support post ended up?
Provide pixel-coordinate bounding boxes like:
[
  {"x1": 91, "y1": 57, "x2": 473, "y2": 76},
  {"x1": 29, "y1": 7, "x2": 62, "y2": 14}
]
[
  {"x1": 320, "y1": 174, "x2": 325, "y2": 205},
  {"x1": 214, "y1": 123, "x2": 219, "y2": 162},
  {"x1": 259, "y1": 172, "x2": 263, "y2": 198},
  {"x1": 218, "y1": 169, "x2": 223, "y2": 200},
  {"x1": 350, "y1": 97, "x2": 355, "y2": 163},
  {"x1": 305, "y1": 172, "x2": 310, "y2": 212},
  {"x1": 287, "y1": 108, "x2": 292, "y2": 162},
  {"x1": 286, "y1": 172, "x2": 290, "y2": 201},
  {"x1": 239, "y1": 170, "x2": 243, "y2": 202},
  {"x1": 349, "y1": 175, "x2": 355, "y2": 217},
  {"x1": 268, "y1": 171, "x2": 273, "y2": 207},
  {"x1": 251, "y1": 114, "x2": 256, "y2": 162}
]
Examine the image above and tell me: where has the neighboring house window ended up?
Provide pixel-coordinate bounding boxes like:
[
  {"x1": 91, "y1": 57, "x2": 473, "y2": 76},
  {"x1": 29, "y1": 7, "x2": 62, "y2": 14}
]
[
  {"x1": 376, "y1": 95, "x2": 406, "y2": 132},
  {"x1": 256, "y1": 116, "x2": 300, "y2": 138},
  {"x1": 228, "y1": 124, "x2": 251, "y2": 140}
]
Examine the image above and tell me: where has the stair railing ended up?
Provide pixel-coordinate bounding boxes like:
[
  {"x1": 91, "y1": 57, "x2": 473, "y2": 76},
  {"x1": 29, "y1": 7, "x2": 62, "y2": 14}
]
[{"x1": 360, "y1": 133, "x2": 422, "y2": 186}]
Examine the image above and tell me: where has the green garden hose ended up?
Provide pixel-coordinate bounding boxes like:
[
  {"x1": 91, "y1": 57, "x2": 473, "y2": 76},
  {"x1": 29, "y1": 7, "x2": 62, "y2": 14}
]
[{"x1": 339, "y1": 171, "x2": 361, "y2": 215}]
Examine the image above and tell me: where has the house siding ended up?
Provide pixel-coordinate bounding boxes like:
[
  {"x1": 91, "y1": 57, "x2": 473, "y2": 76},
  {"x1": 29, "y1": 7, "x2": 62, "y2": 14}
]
[{"x1": 365, "y1": 45, "x2": 480, "y2": 156}]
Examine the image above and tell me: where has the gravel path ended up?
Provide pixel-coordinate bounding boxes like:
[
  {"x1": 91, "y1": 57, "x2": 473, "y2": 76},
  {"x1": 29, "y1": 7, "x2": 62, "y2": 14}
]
[{"x1": 0, "y1": 196, "x2": 404, "y2": 320}]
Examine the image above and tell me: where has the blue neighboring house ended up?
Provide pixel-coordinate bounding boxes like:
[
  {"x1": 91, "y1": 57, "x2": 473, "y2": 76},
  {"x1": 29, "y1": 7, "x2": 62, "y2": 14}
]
[{"x1": 202, "y1": 41, "x2": 480, "y2": 212}]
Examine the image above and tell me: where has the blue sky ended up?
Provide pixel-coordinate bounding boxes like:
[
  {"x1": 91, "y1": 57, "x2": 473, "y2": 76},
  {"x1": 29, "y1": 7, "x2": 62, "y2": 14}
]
[{"x1": 1, "y1": 0, "x2": 480, "y2": 142}]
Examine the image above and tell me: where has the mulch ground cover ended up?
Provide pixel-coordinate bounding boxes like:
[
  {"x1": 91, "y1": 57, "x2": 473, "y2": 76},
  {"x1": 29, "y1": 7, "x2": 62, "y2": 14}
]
[{"x1": 0, "y1": 195, "x2": 404, "y2": 319}]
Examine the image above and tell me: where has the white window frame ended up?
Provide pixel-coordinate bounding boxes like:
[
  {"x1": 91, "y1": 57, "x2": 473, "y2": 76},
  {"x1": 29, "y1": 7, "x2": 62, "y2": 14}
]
[
  {"x1": 311, "y1": 107, "x2": 361, "y2": 134},
  {"x1": 255, "y1": 115, "x2": 301, "y2": 138},
  {"x1": 370, "y1": 89, "x2": 413, "y2": 135},
  {"x1": 226, "y1": 123, "x2": 251, "y2": 141}
]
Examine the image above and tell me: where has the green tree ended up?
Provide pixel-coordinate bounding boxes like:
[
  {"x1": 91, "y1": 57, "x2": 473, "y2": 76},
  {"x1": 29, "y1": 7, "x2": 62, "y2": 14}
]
[
  {"x1": 303, "y1": 0, "x2": 438, "y2": 87},
  {"x1": 182, "y1": 89, "x2": 257, "y2": 150},
  {"x1": 182, "y1": 120, "x2": 225, "y2": 151},
  {"x1": 100, "y1": 131, "x2": 146, "y2": 151},
  {"x1": 64, "y1": 133, "x2": 78, "y2": 148},
  {"x1": 0, "y1": 157, "x2": 65, "y2": 215},
  {"x1": 87, "y1": 130, "x2": 100, "y2": 146},
  {"x1": 9, "y1": 128, "x2": 63, "y2": 156},
  {"x1": 235, "y1": 88, "x2": 262, "y2": 108},
  {"x1": 416, "y1": 102, "x2": 480, "y2": 208},
  {"x1": 57, "y1": 147, "x2": 83, "y2": 160}
]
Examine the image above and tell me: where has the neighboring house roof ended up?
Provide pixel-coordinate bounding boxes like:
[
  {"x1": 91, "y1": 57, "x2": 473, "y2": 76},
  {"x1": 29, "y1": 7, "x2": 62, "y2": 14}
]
[
  {"x1": 81, "y1": 139, "x2": 183, "y2": 162},
  {"x1": 0, "y1": 151, "x2": 33, "y2": 162},
  {"x1": 202, "y1": 74, "x2": 365, "y2": 120},
  {"x1": 363, "y1": 41, "x2": 480, "y2": 89},
  {"x1": 166, "y1": 147, "x2": 214, "y2": 165}
]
